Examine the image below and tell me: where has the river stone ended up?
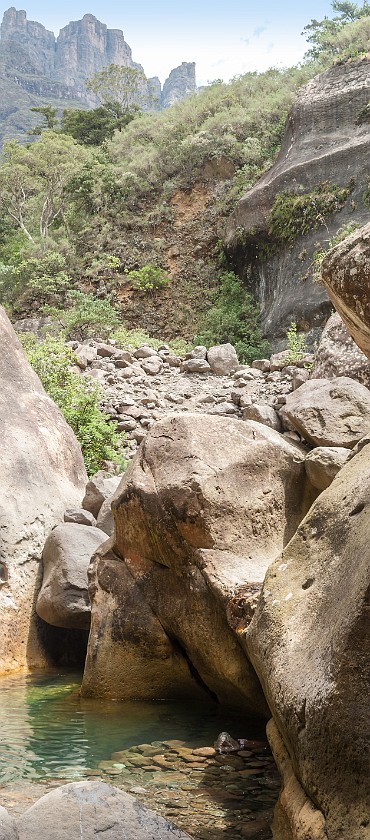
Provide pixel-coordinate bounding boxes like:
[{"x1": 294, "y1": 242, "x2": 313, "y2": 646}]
[
  {"x1": 310, "y1": 312, "x2": 370, "y2": 387},
  {"x1": 0, "y1": 307, "x2": 87, "y2": 675},
  {"x1": 82, "y1": 414, "x2": 314, "y2": 710},
  {"x1": 0, "y1": 806, "x2": 17, "y2": 840},
  {"x1": 36, "y1": 524, "x2": 107, "y2": 629},
  {"x1": 82, "y1": 471, "x2": 122, "y2": 518},
  {"x1": 304, "y1": 446, "x2": 351, "y2": 491},
  {"x1": 180, "y1": 359, "x2": 211, "y2": 374},
  {"x1": 207, "y1": 343, "x2": 239, "y2": 375},
  {"x1": 246, "y1": 444, "x2": 370, "y2": 840},
  {"x1": 320, "y1": 222, "x2": 370, "y2": 360},
  {"x1": 280, "y1": 376, "x2": 370, "y2": 448},
  {"x1": 16, "y1": 781, "x2": 192, "y2": 840}
]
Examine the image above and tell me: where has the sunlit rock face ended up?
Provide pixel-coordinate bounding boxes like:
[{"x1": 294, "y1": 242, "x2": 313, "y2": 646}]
[
  {"x1": 246, "y1": 444, "x2": 370, "y2": 840},
  {"x1": 225, "y1": 59, "x2": 370, "y2": 348},
  {"x1": 82, "y1": 413, "x2": 314, "y2": 712},
  {"x1": 0, "y1": 306, "x2": 87, "y2": 675}
]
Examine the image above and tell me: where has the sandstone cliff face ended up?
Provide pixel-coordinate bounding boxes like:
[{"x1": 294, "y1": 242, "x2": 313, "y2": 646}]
[
  {"x1": 0, "y1": 7, "x2": 197, "y2": 143},
  {"x1": 0, "y1": 307, "x2": 87, "y2": 674},
  {"x1": 225, "y1": 60, "x2": 370, "y2": 347}
]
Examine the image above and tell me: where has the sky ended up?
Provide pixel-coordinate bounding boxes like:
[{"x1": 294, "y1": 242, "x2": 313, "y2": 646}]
[{"x1": 0, "y1": 1, "x2": 335, "y2": 85}]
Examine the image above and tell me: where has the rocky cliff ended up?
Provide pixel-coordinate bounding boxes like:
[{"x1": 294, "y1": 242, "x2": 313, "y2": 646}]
[
  {"x1": 0, "y1": 7, "x2": 197, "y2": 143},
  {"x1": 225, "y1": 59, "x2": 370, "y2": 349}
]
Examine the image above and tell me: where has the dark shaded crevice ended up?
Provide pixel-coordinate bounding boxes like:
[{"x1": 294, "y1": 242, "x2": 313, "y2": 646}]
[
  {"x1": 34, "y1": 615, "x2": 89, "y2": 668},
  {"x1": 165, "y1": 629, "x2": 218, "y2": 703}
]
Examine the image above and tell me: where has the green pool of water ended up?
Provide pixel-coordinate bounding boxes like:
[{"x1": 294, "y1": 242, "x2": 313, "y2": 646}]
[{"x1": 0, "y1": 671, "x2": 265, "y2": 784}]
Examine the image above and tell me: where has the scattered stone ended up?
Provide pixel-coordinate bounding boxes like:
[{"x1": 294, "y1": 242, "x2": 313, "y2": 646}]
[
  {"x1": 64, "y1": 508, "x2": 96, "y2": 527},
  {"x1": 280, "y1": 377, "x2": 370, "y2": 448},
  {"x1": 181, "y1": 359, "x2": 211, "y2": 374},
  {"x1": 291, "y1": 367, "x2": 310, "y2": 390},
  {"x1": 310, "y1": 311, "x2": 370, "y2": 387},
  {"x1": 214, "y1": 733, "x2": 240, "y2": 754},
  {"x1": 134, "y1": 346, "x2": 159, "y2": 359},
  {"x1": 207, "y1": 344, "x2": 239, "y2": 375},
  {"x1": 96, "y1": 343, "x2": 117, "y2": 358},
  {"x1": 82, "y1": 471, "x2": 122, "y2": 518},
  {"x1": 75, "y1": 344, "x2": 98, "y2": 369},
  {"x1": 242, "y1": 404, "x2": 281, "y2": 431},
  {"x1": 185, "y1": 346, "x2": 207, "y2": 360},
  {"x1": 141, "y1": 357, "x2": 163, "y2": 376},
  {"x1": 251, "y1": 359, "x2": 270, "y2": 372}
]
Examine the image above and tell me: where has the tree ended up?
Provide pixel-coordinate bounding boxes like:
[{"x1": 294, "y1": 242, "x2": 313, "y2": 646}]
[
  {"x1": 86, "y1": 63, "x2": 153, "y2": 115},
  {"x1": 303, "y1": 0, "x2": 370, "y2": 59},
  {"x1": 29, "y1": 105, "x2": 58, "y2": 135},
  {"x1": 0, "y1": 133, "x2": 89, "y2": 243},
  {"x1": 60, "y1": 104, "x2": 135, "y2": 146}
]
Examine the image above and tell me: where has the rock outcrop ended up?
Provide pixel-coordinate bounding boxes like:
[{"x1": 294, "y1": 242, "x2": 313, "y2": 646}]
[
  {"x1": 309, "y1": 311, "x2": 370, "y2": 386},
  {"x1": 36, "y1": 523, "x2": 107, "y2": 629},
  {"x1": 0, "y1": 307, "x2": 87, "y2": 674},
  {"x1": 280, "y1": 376, "x2": 370, "y2": 448},
  {"x1": 82, "y1": 413, "x2": 314, "y2": 711},
  {"x1": 225, "y1": 60, "x2": 370, "y2": 347},
  {"x1": 0, "y1": 8, "x2": 197, "y2": 143},
  {"x1": 16, "y1": 781, "x2": 192, "y2": 840},
  {"x1": 320, "y1": 221, "x2": 370, "y2": 359},
  {"x1": 246, "y1": 443, "x2": 370, "y2": 840}
]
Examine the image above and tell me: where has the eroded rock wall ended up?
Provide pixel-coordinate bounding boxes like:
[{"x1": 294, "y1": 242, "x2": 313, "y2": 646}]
[{"x1": 0, "y1": 307, "x2": 87, "y2": 674}]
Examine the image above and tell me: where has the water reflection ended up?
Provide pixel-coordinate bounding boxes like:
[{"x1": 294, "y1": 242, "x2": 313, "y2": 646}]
[{"x1": 0, "y1": 671, "x2": 264, "y2": 784}]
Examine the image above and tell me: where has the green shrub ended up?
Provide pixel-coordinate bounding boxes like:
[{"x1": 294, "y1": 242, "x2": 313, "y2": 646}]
[
  {"x1": 44, "y1": 290, "x2": 120, "y2": 340},
  {"x1": 195, "y1": 271, "x2": 269, "y2": 363},
  {"x1": 0, "y1": 249, "x2": 73, "y2": 315},
  {"x1": 268, "y1": 182, "x2": 351, "y2": 247},
  {"x1": 20, "y1": 333, "x2": 126, "y2": 476},
  {"x1": 125, "y1": 264, "x2": 170, "y2": 292},
  {"x1": 286, "y1": 321, "x2": 307, "y2": 362},
  {"x1": 112, "y1": 325, "x2": 191, "y2": 356}
]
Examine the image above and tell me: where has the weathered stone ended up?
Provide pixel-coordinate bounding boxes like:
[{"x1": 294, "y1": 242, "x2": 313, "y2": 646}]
[
  {"x1": 180, "y1": 359, "x2": 211, "y2": 374},
  {"x1": 75, "y1": 344, "x2": 97, "y2": 369},
  {"x1": 64, "y1": 508, "x2": 96, "y2": 526},
  {"x1": 96, "y1": 343, "x2": 117, "y2": 358},
  {"x1": 141, "y1": 357, "x2": 163, "y2": 376},
  {"x1": 291, "y1": 368, "x2": 310, "y2": 390},
  {"x1": 207, "y1": 344, "x2": 239, "y2": 375},
  {"x1": 134, "y1": 346, "x2": 159, "y2": 359},
  {"x1": 214, "y1": 733, "x2": 240, "y2": 754},
  {"x1": 0, "y1": 307, "x2": 86, "y2": 674},
  {"x1": 185, "y1": 346, "x2": 207, "y2": 360},
  {"x1": 82, "y1": 414, "x2": 314, "y2": 710},
  {"x1": 82, "y1": 471, "x2": 122, "y2": 518},
  {"x1": 36, "y1": 523, "x2": 107, "y2": 629},
  {"x1": 225, "y1": 61, "x2": 370, "y2": 345},
  {"x1": 242, "y1": 404, "x2": 281, "y2": 431},
  {"x1": 310, "y1": 311, "x2": 370, "y2": 386},
  {"x1": 280, "y1": 376, "x2": 370, "y2": 448},
  {"x1": 252, "y1": 359, "x2": 270, "y2": 372},
  {"x1": 321, "y1": 223, "x2": 370, "y2": 360},
  {"x1": 246, "y1": 444, "x2": 370, "y2": 840},
  {"x1": 269, "y1": 352, "x2": 291, "y2": 372},
  {"x1": 96, "y1": 496, "x2": 114, "y2": 536},
  {"x1": 304, "y1": 446, "x2": 351, "y2": 491},
  {"x1": 0, "y1": 805, "x2": 18, "y2": 840},
  {"x1": 16, "y1": 781, "x2": 192, "y2": 840}
]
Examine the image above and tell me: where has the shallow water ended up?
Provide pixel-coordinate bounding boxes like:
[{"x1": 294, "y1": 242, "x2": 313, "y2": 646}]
[{"x1": 0, "y1": 670, "x2": 266, "y2": 784}]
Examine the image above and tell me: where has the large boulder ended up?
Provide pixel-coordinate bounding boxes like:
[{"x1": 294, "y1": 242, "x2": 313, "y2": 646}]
[
  {"x1": 225, "y1": 60, "x2": 370, "y2": 346},
  {"x1": 0, "y1": 806, "x2": 17, "y2": 840},
  {"x1": 310, "y1": 312, "x2": 370, "y2": 386},
  {"x1": 0, "y1": 308, "x2": 87, "y2": 675},
  {"x1": 207, "y1": 343, "x2": 239, "y2": 375},
  {"x1": 16, "y1": 781, "x2": 192, "y2": 840},
  {"x1": 304, "y1": 446, "x2": 351, "y2": 491},
  {"x1": 321, "y1": 222, "x2": 370, "y2": 359},
  {"x1": 280, "y1": 376, "x2": 370, "y2": 448},
  {"x1": 82, "y1": 471, "x2": 122, "y2": 518},
  {"x1": 82, "y1": 414, "x2": 314, "y2": 712},
  {"x1": 246, "y1": 444, "x2": 370, "y2": 840},
  {"x1": 36, "y1": 523, "x2": 107, "y2": 629}
]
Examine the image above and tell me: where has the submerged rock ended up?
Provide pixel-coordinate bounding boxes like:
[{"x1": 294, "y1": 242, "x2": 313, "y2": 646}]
[{"x1": 16, "y1": 781, "x2": 192, "y2": 839}]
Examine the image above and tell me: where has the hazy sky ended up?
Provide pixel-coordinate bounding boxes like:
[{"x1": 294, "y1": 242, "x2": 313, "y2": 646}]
[{"x1": 1, "y1": 1, "x2": 335, "y2": 84}]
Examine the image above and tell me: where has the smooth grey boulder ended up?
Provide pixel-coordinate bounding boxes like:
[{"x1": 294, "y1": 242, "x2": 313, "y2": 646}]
[
  {"x1": 207, "y1": 343, "x2": 239, "y2": 375},
  {"x1": 0, "y1": 806, "x2": 17, "y2": 840},
  {"x1": 82, "y1": 471, "x2": 122, "y2": 518},
  {"x1": 180, "y1": 358, "x2": 211, "y2": 374},
  {"x1": 280, "y1": 377, "x2": 370, "y2": 448},
  {"x1": 305, "y1": 446, "x2": 351, "y2": 491},
  {"x1": 16, "y1": 781, "x2": 192, "y2": 840},
  {"x1": 36, "y1": 524, "x2": 107, "y2": 629}
]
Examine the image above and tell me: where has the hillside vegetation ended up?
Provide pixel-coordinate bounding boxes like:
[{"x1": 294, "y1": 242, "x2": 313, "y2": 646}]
[{"x1": 0, "y1": 1, "x2": 369, "y2": 358}]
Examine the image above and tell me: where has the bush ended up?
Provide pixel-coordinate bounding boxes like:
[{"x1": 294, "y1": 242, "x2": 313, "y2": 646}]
[
  {"x1": 268, "y1": 182, "x2": 351, "y2": 247},
  {"x1": 125, "y1": 264, "x2": 170, "y2": 292},
  {"x1": 0, "y1": 248, "x2": 72, "y2": 315},
  {"x1": 195, "y1": 271, "x2": 269, "y2": 363},
  {"x1": 286, "y1": 321, "x2": 307, "y2": 362},
  {"x1": 44, "y1": 290, "x2": 120, "y2": 340},
  {"x1": 20, "y1": 333, "x2": 126, "y2": 476}
]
